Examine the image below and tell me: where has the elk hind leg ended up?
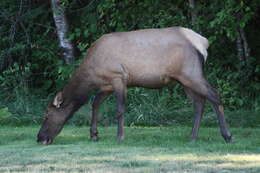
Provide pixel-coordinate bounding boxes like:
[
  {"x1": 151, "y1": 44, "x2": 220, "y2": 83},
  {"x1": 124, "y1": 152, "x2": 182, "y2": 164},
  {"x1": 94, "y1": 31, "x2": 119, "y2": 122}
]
[
  {"x1": 179, "y1": 77, "x2": 232, "y2": 142},
  {"x1": 184, "y1": 87, "x2": 205, "y2": 141}
]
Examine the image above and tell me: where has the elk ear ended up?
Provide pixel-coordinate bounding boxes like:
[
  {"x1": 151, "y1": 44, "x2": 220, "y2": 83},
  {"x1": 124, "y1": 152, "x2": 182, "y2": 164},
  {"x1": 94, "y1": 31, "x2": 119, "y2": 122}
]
[{"x1": 53, "y1": 92, "x2": 63, "y2": 108}]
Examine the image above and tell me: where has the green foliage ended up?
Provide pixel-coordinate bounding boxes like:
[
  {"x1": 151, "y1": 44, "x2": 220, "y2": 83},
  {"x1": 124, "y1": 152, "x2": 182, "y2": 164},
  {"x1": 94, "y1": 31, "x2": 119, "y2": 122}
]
[
  {"x1": 125, "y1": 87, "x2": 190, "y2": 126},
  {"x1": 0, "y1": 0, "x2": 259, "y2": 126},
  {"x1": 0, "y1": 63, "x2": 31, "y2": 94},
  {"x1": 208, "y1": 0, "x2": 255, "y2": 41},
  {"x1": 0, "y1": 107, "x2": 12, "y2": 121}
]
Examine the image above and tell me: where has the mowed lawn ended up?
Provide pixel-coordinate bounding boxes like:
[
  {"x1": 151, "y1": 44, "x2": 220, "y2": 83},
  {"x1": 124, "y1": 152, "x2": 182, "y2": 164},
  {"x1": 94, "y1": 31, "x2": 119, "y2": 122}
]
[{"x1": 0, "y1": 126, "x2": 260, "y2": 173}]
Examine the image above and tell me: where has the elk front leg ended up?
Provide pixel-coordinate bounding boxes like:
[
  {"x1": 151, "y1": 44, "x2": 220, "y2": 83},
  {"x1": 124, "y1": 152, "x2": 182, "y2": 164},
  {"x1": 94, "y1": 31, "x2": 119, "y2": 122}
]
[
  {"x1": 90, "y1": 91, "x2": 112, "y2": 141},
  {"x1": 112, "y1": 78, "x2": 127, "y2": 141}
]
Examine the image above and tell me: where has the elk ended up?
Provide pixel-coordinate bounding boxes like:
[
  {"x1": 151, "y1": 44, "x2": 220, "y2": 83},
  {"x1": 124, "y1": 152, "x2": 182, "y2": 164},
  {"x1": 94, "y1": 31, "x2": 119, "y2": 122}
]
[{"x1": 37, "y1": 27, "x2": 232, "y2": 145}]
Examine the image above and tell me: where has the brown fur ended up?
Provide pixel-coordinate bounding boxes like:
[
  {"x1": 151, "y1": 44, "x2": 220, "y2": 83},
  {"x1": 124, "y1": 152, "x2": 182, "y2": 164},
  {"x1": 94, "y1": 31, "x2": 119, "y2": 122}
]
[{"x1": 37, "y1": 27, "x2": 232, "y2": 144}]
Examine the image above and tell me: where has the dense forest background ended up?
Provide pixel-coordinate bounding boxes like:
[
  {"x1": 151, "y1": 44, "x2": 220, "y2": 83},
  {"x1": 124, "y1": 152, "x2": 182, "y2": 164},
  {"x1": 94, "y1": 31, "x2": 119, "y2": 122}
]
[{"x1": 0, "y1": 0, "x2": 259, "y2": 126}]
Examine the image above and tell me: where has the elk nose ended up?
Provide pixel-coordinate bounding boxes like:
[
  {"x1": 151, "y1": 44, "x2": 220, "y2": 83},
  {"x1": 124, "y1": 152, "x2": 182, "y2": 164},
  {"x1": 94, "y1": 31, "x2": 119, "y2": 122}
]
[
  {"x1": 37, "y1": 132, "x2": 51, "y2": 144},
  {"x1": 37, "y1": 135, "x2": 52, "y2": 145},
  {"x1": 42, "y1": 138, "x2": 53, "y2": 145}
]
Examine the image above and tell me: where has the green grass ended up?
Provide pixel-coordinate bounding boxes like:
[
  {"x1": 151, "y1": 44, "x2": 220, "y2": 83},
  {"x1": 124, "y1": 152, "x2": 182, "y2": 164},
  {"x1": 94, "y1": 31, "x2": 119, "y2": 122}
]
[{"x1": 0, "y1": 126, "x2": 260, "y2": 173}]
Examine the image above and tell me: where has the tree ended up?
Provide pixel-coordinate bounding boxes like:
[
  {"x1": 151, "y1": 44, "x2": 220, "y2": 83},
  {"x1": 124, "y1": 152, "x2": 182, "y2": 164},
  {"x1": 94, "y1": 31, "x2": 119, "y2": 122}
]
[
  {"x1": 51, "y1": 0, "x2": 75, "y2": 63},
  {"x1": 188, "y1": 0, "x2": 197, "y2": 26}
]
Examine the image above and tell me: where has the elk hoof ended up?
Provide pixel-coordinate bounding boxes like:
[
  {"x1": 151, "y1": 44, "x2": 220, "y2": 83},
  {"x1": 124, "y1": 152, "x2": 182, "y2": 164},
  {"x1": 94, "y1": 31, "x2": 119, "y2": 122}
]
[
  {"x1": 91, "y1": 136, "x2": 99, "y2": 141},
  {"x1": 117, "y1": 135, "x2": 124, "y2": 141},
  {"x1": 189, "y1": 136, "x2": 197, "y2": 142},
  {"x1": 224, "y1": 135, "x2": 233, "y2": 143}
]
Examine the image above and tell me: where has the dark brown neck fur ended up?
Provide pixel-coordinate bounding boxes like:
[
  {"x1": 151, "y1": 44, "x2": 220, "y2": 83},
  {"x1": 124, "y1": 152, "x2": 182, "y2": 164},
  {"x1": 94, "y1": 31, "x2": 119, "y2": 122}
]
[{"x1": 61, "y1": 70, "x2": 93, "y2": 110}]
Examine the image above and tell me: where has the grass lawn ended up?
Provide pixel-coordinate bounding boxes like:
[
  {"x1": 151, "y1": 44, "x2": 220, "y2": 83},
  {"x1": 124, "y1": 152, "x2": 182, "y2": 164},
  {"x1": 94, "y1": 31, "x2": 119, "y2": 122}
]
[{"x1": 0, "y1": 125, "x2": 260, "y2": 173}]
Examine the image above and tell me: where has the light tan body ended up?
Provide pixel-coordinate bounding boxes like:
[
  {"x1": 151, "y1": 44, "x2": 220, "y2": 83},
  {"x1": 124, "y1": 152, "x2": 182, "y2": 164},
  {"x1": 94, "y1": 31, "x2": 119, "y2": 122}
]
[
  {"x1": 78, "y1": 27, "x2": 203, "y2": 91},
  {"x1": 37, "y1": 27, "x2": 232, "y2": 144}
]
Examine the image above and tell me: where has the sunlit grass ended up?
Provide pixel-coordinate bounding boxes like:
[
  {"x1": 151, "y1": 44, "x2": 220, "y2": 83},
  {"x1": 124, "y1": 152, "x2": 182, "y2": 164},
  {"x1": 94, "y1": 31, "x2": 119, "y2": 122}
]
[{"x1": 0, "y1": 126, "x2": 260, "y2": 172}]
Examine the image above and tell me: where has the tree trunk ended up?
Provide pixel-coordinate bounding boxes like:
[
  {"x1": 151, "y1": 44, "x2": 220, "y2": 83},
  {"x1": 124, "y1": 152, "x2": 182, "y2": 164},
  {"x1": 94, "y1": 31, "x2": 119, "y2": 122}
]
[
  {"x1": 239, "y1": 27, "x2": 250, "y2": 59},
  {"x1": 236, "y1": 27, "x2": 250, "y2": 66},
  {"x1": 51, "y1": 0, "x2": 75, "y2": 63},
  {"x1": 236, "y1": 30, "x2": 245, "y2": 65},
  {"x1": 188, "y1": 0, "x2": 197, "y2": 26}
]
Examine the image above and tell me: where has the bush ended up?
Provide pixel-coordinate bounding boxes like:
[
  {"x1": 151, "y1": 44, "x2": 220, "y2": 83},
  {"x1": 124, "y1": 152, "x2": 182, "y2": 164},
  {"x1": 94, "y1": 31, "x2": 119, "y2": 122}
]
[{"x1": 0, "y1": 0, "x2": 259, "y2": 126}]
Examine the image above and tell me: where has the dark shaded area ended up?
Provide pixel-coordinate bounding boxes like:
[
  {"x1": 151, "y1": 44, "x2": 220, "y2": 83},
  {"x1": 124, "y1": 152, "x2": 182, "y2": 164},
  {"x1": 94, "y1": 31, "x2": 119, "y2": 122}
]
[{"x1": 0, "y1": 0, "x2": 259, "y2": 126}]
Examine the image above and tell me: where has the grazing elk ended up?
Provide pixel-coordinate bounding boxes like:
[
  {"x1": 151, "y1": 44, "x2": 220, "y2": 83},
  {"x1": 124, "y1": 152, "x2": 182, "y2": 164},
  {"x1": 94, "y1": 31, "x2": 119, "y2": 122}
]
[{"x1": 37, "y1": 27, "x2": 232, "y2": 145}]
